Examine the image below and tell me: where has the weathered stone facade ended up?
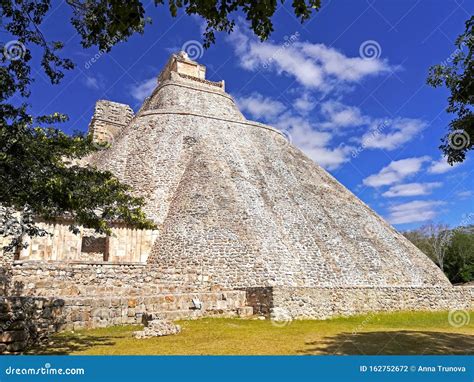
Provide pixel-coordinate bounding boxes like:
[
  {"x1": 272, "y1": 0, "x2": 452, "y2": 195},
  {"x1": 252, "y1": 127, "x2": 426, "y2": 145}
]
[
  {"x1": 88, "y1": 100, "x2": 134, "y2": 146},
  {"x1": 1, "y1": 221, "x2": 157, "y2": 263},
  {"x1": 1, "y1": 51, "x2": 472, "y2": 354},
  {"x1": 270, "y1": 286, "x2": 474, "y2": 319},
  {"x1": 0, "y1": 297, "x2": 64, "y2": 354},
  {"x1": 87, "y1": 52, "x2": 450, "y2": 290}
]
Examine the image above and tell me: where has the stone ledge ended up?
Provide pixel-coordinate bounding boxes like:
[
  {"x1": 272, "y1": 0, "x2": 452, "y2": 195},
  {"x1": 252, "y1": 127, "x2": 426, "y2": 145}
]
[
  {"x1": 13, "y1": 260, "x2": 146, "y2": 267},
  {"x1": 139, "y1": 109, "x2": 286, "y2": 138}
]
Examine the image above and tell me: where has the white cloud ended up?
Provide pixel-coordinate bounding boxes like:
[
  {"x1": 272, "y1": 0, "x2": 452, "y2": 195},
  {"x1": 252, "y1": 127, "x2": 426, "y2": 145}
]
[
  {"x1": 387, "y1": 200, "x2": 445, "y2": 224},
  {"x1": 84, "y1": 76, "x2": 101, "y2": 90},
  {"x1": 382, "y1": 182, "x2": 442, "y2": 197},
  {"x1": 363, "y1": 156, "x2": 430, "y2": 187},
  {"x1": 361, "y1": 118, "x2": 426, "y2": 151},
  {"x1": 319, "y1": 100, "x2": 368, "y2": 129},
  {"x1": 457, "y1": 190, "x2": 472, "y2": 199},
  {"x1": 293, "y1": 93, "x2": 316, "y2": 114},
  {"x1": 428, "y1": 156, "x2": 461, "y2": 174},
  {"x1": 299, "y1": 42, "x2": 393, "y2": 82},
  {"x1": 130, "y1": 77, "x2": 156, "y2": 101},
  {"x1": 274, "y1": 112, "x2": 353, "y2": 170},
  {"x1": 236, "y1": 93, "x2": 286, "y2": 120},
  {"x1": 228, "y1": 26, "x2": 393, "y2": 91}
]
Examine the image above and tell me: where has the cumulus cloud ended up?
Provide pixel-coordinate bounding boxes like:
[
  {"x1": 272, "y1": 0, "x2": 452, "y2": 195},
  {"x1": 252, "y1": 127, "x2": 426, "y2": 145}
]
[
  {"x1": 428, "y1": 156, "x2": 461, "y2": 174},
  {"x1": 274, "y1": 112, "x2": 353, "y2": 170},
  {"x1": 363, "y1": 156, "x2": 430, "y2": 187},
  {"x1": 227, "y1": 26, "x2": 393, "y2": 91},
  {"x1": 382, "y1": 182, "x2": 442, "y2": 197},
  {"x1": 293, "y1": 92, "x2": 316, "y2": 114},
  {"x1": 130, "y1": 77, "x2": 156, "y2": 101},
  {"x1": 387, "y1": 200, "x2": 446, "y2": 224},
  {"x1": 360, "y1": 118, "x2": 426, "y2": 151},
  {"x1": 237, "y1": 93, "x2": 286, "y2": 120},
  {"x1": 319, "y1": 100, "x2": 368, "y2": 130}
]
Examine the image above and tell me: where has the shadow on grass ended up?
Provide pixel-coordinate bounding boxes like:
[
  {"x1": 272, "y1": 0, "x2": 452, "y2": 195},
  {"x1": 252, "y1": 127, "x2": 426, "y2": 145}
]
[
  {"x1": 301, "y1": 330, "x2": 474, "y2": 355},
  {"x1": 31, "y1": 334, "x2": 117, "y2": 355}
]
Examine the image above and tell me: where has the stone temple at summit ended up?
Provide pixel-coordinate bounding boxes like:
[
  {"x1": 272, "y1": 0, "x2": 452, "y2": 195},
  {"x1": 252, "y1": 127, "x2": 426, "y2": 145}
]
[{"x1": 0, "y1": 52, "x2": 472, "y2": 339}]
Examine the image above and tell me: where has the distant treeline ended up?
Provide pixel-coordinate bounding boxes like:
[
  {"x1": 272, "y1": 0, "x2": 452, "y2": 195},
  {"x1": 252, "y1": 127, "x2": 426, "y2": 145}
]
[{"x1": 403, "y1": 223, "x2": 474, "y2": 284}]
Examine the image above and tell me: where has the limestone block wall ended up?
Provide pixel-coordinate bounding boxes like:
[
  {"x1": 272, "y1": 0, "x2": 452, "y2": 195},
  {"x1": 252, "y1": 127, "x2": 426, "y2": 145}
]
[
  {"x1": 88, "y1": 100, "x2": 134, "y2": 145},
  {"x1": 5, "y1": 222, "x2": 157, "y2": 264},
  {"x1": 269, "y1": 286, "x2": 474, "y2": 320},
  {"x1": 59, "y1": 291, "x2": 248, "y2": 331},
  {"x1": 0, "y1": 291, "x2": 248, "y2": 353},
  {"x1": 144, "y1": 79, "x2": 241, "y2": 119},
  {"x1": 0, "y1": 297, "x2": 64, "y2": 354},
  {"x1": 7, "y1": 261, "x2": 210, "y2": 297}
]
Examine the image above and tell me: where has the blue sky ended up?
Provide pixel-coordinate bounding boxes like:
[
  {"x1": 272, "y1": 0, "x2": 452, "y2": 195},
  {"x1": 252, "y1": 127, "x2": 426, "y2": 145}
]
[{"x1": 23, "y1": 0, "x2": 473, "y2": 230}]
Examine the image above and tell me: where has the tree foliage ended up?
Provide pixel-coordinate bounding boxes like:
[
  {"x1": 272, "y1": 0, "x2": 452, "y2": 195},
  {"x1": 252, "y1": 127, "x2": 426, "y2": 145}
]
[
  {"x1": 67, "y1": 0, "x2": 321, "y2": 50},
  {"x1": 1, "y1": 0, "x2": 321, "y2": 250},
  {"x1": 427, "y1": 16, "x2": 474, "y2": 164},
  {"x1": 403, "y1": 224, "x2": 474, "y2": 284}
]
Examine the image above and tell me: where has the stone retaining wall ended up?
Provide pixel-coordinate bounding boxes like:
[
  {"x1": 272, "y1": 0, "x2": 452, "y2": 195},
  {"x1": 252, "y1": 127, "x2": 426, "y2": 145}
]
[
  {"x1": 0, "y1": 290, "x2": 248, "y2": 354},
  {"x1": 59, "y1": 290, "x2": 248, "y2": 331},
  {"x1": 270, "y1": 286, "x2": 474, "y2": 319},
  {"x1": 8, "y1": 261, "x2": 208, "y2": 297},
  {"x1": 0, "y1": 297, "x2": 64, "y2": 354}
]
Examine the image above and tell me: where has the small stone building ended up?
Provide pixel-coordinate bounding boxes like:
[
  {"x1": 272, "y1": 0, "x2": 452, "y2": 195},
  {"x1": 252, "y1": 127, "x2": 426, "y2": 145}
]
[{"x1": 0, "y1": 52, "x2": 472, "y2": 352}]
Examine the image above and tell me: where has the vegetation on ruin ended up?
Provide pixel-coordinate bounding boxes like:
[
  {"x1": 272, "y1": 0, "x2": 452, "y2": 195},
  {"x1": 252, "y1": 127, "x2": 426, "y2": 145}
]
[{"x1": 33, "y1": 311, "x2": 474, "y2": 355}]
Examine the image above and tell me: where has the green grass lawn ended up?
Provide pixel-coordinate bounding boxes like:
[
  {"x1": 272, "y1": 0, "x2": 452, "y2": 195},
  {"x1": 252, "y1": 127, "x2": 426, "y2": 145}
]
[{"x1": 34, "y1": 311, "x2": 474, "y2": 355}]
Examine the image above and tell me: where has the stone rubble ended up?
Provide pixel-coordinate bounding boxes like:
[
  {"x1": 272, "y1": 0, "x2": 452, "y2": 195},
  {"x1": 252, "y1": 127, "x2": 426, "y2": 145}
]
[{"x1": 133, "y1": 314, "x2": 181, "y2": 339}]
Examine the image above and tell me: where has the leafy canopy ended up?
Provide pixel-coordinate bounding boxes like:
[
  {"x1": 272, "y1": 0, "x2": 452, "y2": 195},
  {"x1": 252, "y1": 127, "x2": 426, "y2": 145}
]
[{"x1": 427, "y1": 16, "x2": 474, "y2": 164}]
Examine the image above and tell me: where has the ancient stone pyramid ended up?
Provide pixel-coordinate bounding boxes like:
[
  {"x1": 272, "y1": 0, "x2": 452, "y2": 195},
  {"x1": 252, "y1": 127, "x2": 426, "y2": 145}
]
[{"x1": 88, "y1": 52, "x2": 450, "y2": 289}]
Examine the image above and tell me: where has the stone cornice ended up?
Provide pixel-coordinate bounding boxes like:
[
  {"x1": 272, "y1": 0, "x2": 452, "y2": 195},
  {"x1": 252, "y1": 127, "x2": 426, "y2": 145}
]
[{"x1": 139, "y1": 109, "x2": 287, "y2": 139}]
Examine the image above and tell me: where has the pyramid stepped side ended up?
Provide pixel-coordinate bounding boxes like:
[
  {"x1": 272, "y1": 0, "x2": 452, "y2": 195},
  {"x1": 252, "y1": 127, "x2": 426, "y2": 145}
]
[
  {"x1": 89, "y1": 53, "x2": 451, "y2": 289},
  {"x1": 1, "y1": 54, "x2": 470, "y2": 346}
]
